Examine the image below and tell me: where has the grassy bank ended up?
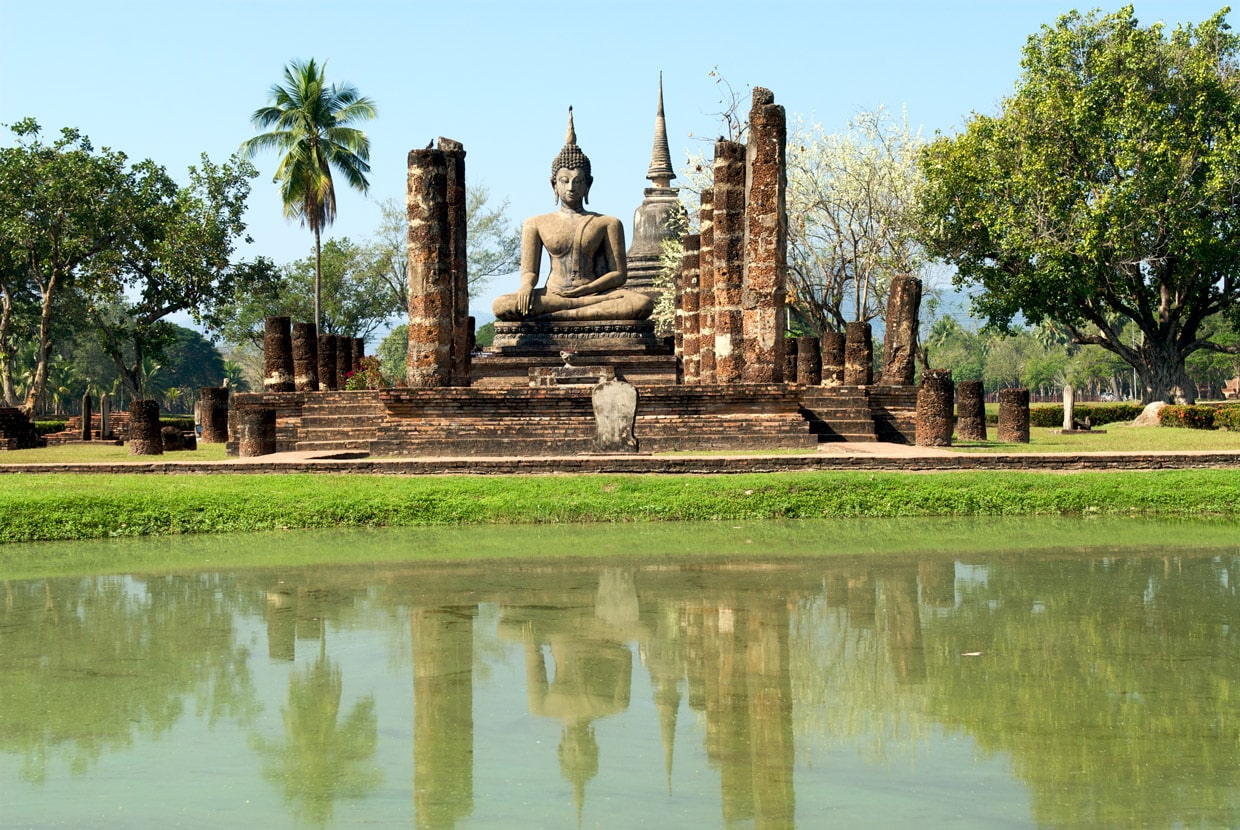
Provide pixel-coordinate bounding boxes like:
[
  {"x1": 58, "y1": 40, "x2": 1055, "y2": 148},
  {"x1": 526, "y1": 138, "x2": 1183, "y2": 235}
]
[{"x1": 2, "y1": 469, "x2": 1239, "y2": 543}]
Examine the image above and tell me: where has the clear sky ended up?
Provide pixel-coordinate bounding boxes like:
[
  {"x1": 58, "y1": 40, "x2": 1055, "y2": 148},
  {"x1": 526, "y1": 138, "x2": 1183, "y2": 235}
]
[{"x1": 1, "y1": 0, "x2": 1231, "y2": 328}]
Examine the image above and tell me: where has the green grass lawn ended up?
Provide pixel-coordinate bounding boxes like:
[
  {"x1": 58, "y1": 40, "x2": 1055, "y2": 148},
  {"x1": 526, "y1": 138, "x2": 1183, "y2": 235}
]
[
  {"x1": 0, "y1": 442, "x2": 230, "y2": 464},
  {"x1": 953, "y1": 424, "x2": 1240, "y2": 453}
]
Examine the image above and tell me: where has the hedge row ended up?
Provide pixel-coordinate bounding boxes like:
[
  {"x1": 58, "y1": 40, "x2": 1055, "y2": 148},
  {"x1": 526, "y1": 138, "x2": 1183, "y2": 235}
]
[
  {"x1": 1027, "y1": 403, "x2": 1145, "y2": 428},
  {"x1": 1161, "y1": 404, "x2": 1240, "y2": 430},
  {"x1": 33, "y1": 416, "x2": 195, "y2": 436}
]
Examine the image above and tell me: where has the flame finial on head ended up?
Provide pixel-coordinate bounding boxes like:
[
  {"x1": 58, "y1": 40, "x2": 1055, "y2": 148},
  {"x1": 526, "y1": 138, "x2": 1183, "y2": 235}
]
[{"x1": 551, "y1": 106, "x2": 592, "y2": 189}]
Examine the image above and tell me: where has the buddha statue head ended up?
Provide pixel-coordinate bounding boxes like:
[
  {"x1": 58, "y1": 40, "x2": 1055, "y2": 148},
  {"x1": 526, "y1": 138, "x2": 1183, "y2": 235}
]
[{"x1": 551, "y1": 107, "x2": 592, "y2": 205}]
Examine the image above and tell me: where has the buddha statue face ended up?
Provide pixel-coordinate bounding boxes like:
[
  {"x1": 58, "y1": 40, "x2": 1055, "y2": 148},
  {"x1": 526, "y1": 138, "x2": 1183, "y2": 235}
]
[{"x1": 553, "y1": 166, "x2": 591, "y2": 209}]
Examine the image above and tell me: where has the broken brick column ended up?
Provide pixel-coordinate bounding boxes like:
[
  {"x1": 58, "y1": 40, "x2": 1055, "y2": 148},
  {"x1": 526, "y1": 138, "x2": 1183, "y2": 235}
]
[
  {"x1": 796, "y1": 336, "x2": 822, "y2": 385},
  {"x1": 678, "y1": 234, "x2": 701, "y2": 382},
  {"x1": 741, "y1": 87, "x2": 787, "y2": 382},
  {"x1": 263, "y1": 316, "x2": 295, "y2": 393},
  {"x1": 441, "y1": 138, "x2": 471, "y2": 386},
  {"x1": 128, "y1": 399, "x2": 162, "y2": 456},
  {"x1": 237, "y1": 408, "x2": 276, "y2": 457},
  {"x1": 80, "y1": 393, "x2": 92, "y2": 441},
  {"x1": 317, "y1": 333, "x2": 337, "y2": 391},
  {"x1": 712, "y1": 140, "x2": 747, "y2": 383},
  {"x1": 697, "y1": 189, "x2": 716, "y2": 383},
  {"x1": 822, "y1": 331, "x2": 845, "y2": 384},
  {"x1": 844, "y1": 321, "x2": 873, "y2": 386},
  {"x1": 997, "y1": 388, "x2": 1031, "y2": 443},
  {"x1": 956, "y1": 379, "x2": 987, "y2": 441},
  {"x1": 291, "y1": 322, "x2": 318, "y2": 392},
  {"x1": 406, "y1": 146, "x2": 453, "y2": 387},
  {"x1": 199, "y1": 387, "x2": 229, "y2": 443},
  {"x1": 881, "y1": 275, "x2": 922, "y2": 386},
  {"x1": 335, "y1": 334, "x2": 352, "y2": 388},
  {"x1": 916, "y1": 369, "x2": 954, "y2": 447}
]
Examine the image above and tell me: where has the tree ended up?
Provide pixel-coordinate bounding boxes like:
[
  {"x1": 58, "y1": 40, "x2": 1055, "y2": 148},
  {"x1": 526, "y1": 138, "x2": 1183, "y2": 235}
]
[
  {"x1": 84, "y1": 154, "x2": 276, "y2": 398},
  {"x1": 217, "y1": 237, "x2": 399, "y2": 347},
  {"x1": 369, "y1": 190, "x2": 520, "y2": 315},
  {"x1": 241, "y1": 58, "x2": 377, "y2": 333},
  {"x1": 919, "y1": 7, "x2": 1240, "y2": 404},
  {"x1": 0, "y1": 119, "x2": 130, "y2": 413}
]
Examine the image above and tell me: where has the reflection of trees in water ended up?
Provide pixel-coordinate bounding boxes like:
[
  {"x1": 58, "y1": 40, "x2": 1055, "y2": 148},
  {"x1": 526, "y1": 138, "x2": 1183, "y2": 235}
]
[
  {"x1": 0, "y1": 574, "x2": 258, "y2": 782},
  {"x1": 252, "y1": 633, "x2": 381, "y2": 827}
]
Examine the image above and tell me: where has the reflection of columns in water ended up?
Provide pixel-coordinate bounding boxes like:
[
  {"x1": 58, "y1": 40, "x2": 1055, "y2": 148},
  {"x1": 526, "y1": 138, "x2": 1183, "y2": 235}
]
[
  {"x1": 266, "y1": 588, "x2": 295, "y2": 661},
  {"x1": 746, "y1": 602, "x2": 795, "y2": 829},
  {"x1": 412, "y1": 606, "x2": 476, "y2": 830},
  {"x1": 919, "y1": 559, "x2": 957, "y2": 608},
  {"x1": 847, "y1": 571, "x2": 877, "y2": 629},
  {"x1": 881, "y1": 571, "x2": 926, "y2": 684}
]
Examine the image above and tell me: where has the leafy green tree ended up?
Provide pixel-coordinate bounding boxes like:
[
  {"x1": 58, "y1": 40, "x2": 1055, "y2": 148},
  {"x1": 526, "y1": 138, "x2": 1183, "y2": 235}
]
[
  {"x1": 241, "y1": 58, "x2": 377, "y2": 333},
  {"x1": 919, "y1": 7, "x2": 1240, "y2": 404},
  {"x1": 374, "y1": 323, "x2": 408, "y2": 386},
  {"x1": 0, "y1": 119, "x2": 130, "y2": 413}
]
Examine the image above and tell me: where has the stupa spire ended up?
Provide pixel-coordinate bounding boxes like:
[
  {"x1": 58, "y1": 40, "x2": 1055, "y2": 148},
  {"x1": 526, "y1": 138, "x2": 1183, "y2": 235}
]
[{"x1": 646, "y1": 73, "x2": 675, "y2": 187}]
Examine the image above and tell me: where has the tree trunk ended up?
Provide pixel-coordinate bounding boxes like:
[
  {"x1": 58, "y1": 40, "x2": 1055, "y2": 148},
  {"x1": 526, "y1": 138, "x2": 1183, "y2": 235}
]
[
  {"x1": 313, "y1": 227, "x2": 322, "y2": 334},
  {"x1": 0, "y1": 284, "x2": 14, "y2": 407},
  {"x1": 1136, "y1": 339, "x2": 1198, "y2": 404},
  {"x1": 21, "y1": 278, "x2": 58, "y2": 416}
]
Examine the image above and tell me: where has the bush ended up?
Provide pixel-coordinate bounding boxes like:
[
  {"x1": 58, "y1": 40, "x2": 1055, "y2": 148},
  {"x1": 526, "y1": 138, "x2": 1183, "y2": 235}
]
[
  {"x1": 345, "y1": 356, "x2": 387, "y2": 390},
  {"x1": 34, "y1": 419, "x2": 67, "y2": 436},
  {"x1": 1028, "y1": 403, "x2": 1144, "y2": 428},
  {"x1": 1213, "y1": 404, "x2": 1240, "y2": 431},
  {"x1": 160, "y1": 417, "x2": 195, "y2": 431},
  {"x1": 1159, "y1": 405, "x2": 1216, "y2": 429}
]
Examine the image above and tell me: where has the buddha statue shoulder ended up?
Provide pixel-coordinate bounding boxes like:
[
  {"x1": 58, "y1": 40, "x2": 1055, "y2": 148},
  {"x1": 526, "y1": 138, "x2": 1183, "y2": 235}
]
[{"x1": 492, "y1": 109, "x2": 654, "y2": 323}]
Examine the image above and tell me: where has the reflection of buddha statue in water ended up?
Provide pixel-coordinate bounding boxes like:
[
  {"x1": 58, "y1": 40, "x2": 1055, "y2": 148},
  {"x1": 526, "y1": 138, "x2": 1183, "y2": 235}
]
[{"x1": 492, "y1": 109, "x2": 654, "y2": 323}]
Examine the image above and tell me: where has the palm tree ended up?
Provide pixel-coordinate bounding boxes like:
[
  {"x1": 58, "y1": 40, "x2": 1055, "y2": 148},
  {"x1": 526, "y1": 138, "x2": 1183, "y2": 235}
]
[{"x1": 241, "y1": 58, "x2": 377, "y2": 332}]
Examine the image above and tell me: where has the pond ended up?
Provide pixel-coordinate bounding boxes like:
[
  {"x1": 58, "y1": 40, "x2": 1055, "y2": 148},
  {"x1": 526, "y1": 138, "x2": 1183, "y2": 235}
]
[{"x1": 2, "y1": 518, "x2": 1238, "y2": 829}]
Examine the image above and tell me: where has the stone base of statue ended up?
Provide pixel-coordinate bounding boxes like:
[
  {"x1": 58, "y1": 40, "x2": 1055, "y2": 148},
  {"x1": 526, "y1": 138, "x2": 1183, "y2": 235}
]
[{"x1": 490, "y1": 320, "x2": 667, "y2": 355}]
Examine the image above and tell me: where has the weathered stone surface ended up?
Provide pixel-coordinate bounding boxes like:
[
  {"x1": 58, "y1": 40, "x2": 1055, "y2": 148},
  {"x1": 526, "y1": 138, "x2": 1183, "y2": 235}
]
[
  {"x1": 0, "y1": 407, "x2": 40, "y2": 450},
  {"x1": 881, "y1": 275, "x2": 922, "y2": 385},
  {"x1": 592, "y1": 378, "x2": 638, "y2": 452},
  {"x1": 678, "y1": 233, "x2": 701, "y2": 382},
  {"x1": 529, "y1": 366, "x2": 616, "y2": 387},
  {"x1": 956, "y1": 379, "x2": 987, "y2": 441},
  {"x1": 317, "y1": 334, "x2": 338, "y2": 391},
  {"x1": 697, "y1": 189, "x2": 716, "y2": 383},
  {"x1": 128, "y1": 399, "x2": 163, "y2": 456},
  {"x1": 796, "y1": 337, "x2": 822, "y2": 385},
  {"x1": 263, "y1": 316, "x2": 295, "y2": 393},
  {"x1": 99, "y1": 393, "x2": 113, "y2": 440},
  {"x1": 916, "y1": 369, "x2": 954, "y2": 447},
  {"x1": 712, "y1": 140, "x2": 747, "y2": 383},
  {"x1": 489, "y1": 320, "x2": 665, "y2": 354},
  {"x1": 822, "y1": 331, "x2": 845, "y2": 385},
  {"x1": 80, "y1": 393, "x2": 92, "y2": 441},
  {"x1": 741, "y1": 87, "x2": 787, "y2": 383},
  {"x1": 1063, "y1": 385, "x2": 1076, "y2": 431},
  {"x1": 441, "y1": 138, "x2": 471, "y2": 386},
  {"x1": 161, "y1": 425, "x2": 186, "y2": 451},
  {"x1": 997, "y1": 388, "x2": 1031, "y2": 443},
  {"x1": 844, "y1": 322, "x2": 873, "y2": 386},
  {"x1": 292, "y1": 322, "x2": 318, "y2": 392},
  {"x1": 199, "y1": 387, "x2": 229, "y2": 444},
  {"x1": 335, "y1": 334, "x2": 352, "y2": 389},
  {"x1": 407, "y1": 146, "x2": 453, "y2": 387},
  {"x1": 627, "y1": 80, "x2": 685, "y2": 298},
  {"x1": 784, "y1": 337, "x2": 797, "y2": 382},
  {"x1": 237, "y1": 408, "x2": 277, "y2": 457},
  {"x1": 1133, "y1": 401, "x2": 1167, "y2": 426}
]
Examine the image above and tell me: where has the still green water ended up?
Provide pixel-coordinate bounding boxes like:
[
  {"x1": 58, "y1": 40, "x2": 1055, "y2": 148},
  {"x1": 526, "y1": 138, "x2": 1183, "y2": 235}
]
[{"x1": 2, "y1": 519, "x2": 1238, "y2": 829}]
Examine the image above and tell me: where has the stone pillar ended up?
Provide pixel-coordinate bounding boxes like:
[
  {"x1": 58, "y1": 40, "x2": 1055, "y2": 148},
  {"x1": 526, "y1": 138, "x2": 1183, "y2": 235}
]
[
  {"x1": 291, "y1": 322, "x2": 318, "y2": 392},
  {"x1": 353, "y1": 337, "x2": 366, "y2": 370},
  {"x1": 796, "y1": 337, "x2": 822, "y2": 385},
  {"x1": 317, "y1": 333, "x2": 337, "y2": 391},
  {"x1": 199, "y1": 387, "x2": 229, "y2": 443},
  {"x1": 678, "y1": 234, "x2": 701, "y2": 383},
  {"x1": 335, "y1": 334, "x2": 351, "y2": 389},
  {"x1": 916, "y1": 369, "x2": 954, "y2": 447},
  {"x1": 783, "y1": 337, "x2": 797, "y2": 382},
  {"x1": 742, "y1": 87, "x2": 787, "y2": 383},
  {"x1": 80, "y1": 393, "x2": 92, "y2": 441},
  {"x1": 237, "y1": 409, "x2": 277, "y2": 457},
  {"x1": 1063, "y1": 385, "x2": 1076, "y2": 431},
  {"x1": 822, "y1": 330, "x2": 845, "y2": 385},
  {"x1": 263, "y1": 316, "x2": 295, "y2": 393},
  {"x1": 881, "y1": 275, "x2": 922, "y2": 386},
  {"x1": 441, "y1": 138, "x2": 471, "y2": 387},
  {"x1": 997, "y1": 388, "x2": 1031, "y2": 443},
  {"x1": 712, "y1": 140, "x2": 747, "y2": 384},
  {"x1": 407, "y1": 146, "x2": 453, "y2": 387},
  {"x1": 844, "y1": 321, "x2": 873, "y2": 386},
  {"x1": 697, "y1": 189, "x2": 716, "y2": 383},
  {"x1": 956, "y1": 379, "x2": 987, "y2": 442},
  {"x1": 127, "y1": 399, "x2": 162, "y2": 456},
  {"x1": 99, "y1": 392, "x2": 112, "y2": 440}
]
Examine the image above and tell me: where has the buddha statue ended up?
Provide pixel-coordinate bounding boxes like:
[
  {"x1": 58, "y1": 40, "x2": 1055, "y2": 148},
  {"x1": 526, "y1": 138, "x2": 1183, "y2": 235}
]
[{"x1": 492, "y1": 109, "x2": 654, "y2": 323}]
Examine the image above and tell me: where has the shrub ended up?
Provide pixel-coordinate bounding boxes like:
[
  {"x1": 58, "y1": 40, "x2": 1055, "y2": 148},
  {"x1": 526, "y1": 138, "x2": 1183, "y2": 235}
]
[
  {"x1": 1028, "y1": 403, "x2": 1144, "y2": 428},
  {"x1": 1213, "y1": 404, "x2": 1240, "y2": 431},
  {"x1": 1159, "y1": 405, "x2": 1216, "y2": 429},
  {"x1": 345, "y1": 356, "x2": 387, "y2": 390},
  {"x1": 34, "y1": 419, "x2": 67, "y2": 436},
  {"x1": 160, "y1": 417, "x2": 195, "y2": 431}
]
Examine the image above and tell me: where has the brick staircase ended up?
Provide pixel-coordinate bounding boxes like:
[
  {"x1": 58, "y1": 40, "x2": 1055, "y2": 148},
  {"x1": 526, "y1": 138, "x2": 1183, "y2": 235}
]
[
  {"x1": 799, "y1": 386, "x2": 879, "y2": 442},
  {"x1": 294, "y1": 391, "x2": 385, "y2": 453}
]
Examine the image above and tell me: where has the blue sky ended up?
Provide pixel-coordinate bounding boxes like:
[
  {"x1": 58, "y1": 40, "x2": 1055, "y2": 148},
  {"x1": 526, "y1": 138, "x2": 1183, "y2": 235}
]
[{"x1": 1, "y1": 0, "x2": 1231, "y2": 327}]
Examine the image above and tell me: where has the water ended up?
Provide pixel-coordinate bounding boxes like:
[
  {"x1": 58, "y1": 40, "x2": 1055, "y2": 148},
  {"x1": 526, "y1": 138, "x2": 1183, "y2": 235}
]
[{"x1": 2, "y1": 519, "x2": 1238, "y2": 828}]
